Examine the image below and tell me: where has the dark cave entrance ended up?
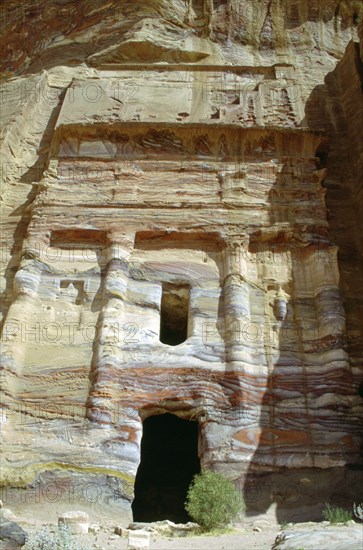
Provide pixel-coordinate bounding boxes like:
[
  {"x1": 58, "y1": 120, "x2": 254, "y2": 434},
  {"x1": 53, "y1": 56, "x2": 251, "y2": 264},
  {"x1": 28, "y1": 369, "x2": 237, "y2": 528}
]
[{"x1": 132, "y1": 413, "x2": 200, "y2": 523}]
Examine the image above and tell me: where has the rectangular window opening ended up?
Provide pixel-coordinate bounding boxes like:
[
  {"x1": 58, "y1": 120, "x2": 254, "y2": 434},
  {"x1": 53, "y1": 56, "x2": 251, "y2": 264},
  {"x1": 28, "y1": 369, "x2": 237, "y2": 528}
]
[{"x1": 160, "y1": 283, "x2": 190, "y2": 346}]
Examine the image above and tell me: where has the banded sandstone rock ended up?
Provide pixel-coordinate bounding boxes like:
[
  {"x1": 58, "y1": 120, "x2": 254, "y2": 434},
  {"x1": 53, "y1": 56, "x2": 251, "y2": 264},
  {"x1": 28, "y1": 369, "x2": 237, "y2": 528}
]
[{"x1": 0, "y1": 0, "x2": 362, "y2": 524}]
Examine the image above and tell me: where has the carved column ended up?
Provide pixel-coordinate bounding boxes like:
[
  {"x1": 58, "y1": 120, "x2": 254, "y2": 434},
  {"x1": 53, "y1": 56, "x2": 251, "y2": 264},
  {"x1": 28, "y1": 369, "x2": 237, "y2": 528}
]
[
  {"x1": 1, "y1": 234, "x2": 46, "y2": 382},
  {"x1": 313, "y1": 246, "x2": 346, "y2": 343},
  {"x1": 87, "y1": 233, "x2": 135, "y2": 424},
  {"x1": 223, "y1": 236, "x2": 250, "y2": 367}
]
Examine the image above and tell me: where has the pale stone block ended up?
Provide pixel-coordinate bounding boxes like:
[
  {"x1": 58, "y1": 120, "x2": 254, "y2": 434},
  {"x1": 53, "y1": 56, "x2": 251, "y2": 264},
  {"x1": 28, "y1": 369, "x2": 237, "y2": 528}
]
[
  {"x1": 127, "y1": 529, "x2": 150, "y2": 550},
  {"x1": 58, "y1": 511, "x2": 89, "y2": 534}
]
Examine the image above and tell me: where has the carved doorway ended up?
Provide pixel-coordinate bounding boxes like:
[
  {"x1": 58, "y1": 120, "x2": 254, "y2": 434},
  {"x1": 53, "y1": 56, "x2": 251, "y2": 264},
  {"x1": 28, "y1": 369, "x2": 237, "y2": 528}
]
[{"x1": 132, "y1": 413, "x2": 200, "y2": 522}]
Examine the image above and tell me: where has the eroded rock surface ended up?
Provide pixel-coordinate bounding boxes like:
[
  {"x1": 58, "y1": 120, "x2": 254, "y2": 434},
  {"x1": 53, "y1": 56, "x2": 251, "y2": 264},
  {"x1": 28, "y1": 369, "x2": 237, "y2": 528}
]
[
  {"x1": 0, "y1": 0, "x2": 362, "y2": 524},
  {"x1": 272, "y1": 526, "x2": 363, "y2": 550},
  {"x1": 0, "y1": 518, "x2": 27, "y2": 550}
]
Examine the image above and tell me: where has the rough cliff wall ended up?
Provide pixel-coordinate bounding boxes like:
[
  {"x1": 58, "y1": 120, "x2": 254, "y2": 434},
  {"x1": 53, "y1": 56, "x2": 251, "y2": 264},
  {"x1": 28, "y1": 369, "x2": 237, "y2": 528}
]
[{"x1": 0, "y1": 0, "x2": 362, "y2": 523}]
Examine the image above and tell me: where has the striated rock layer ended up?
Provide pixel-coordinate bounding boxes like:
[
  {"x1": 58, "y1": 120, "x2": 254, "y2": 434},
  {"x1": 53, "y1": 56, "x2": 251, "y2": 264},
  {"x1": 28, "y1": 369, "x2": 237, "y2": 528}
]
[{"x1": 0, "y1": 1, "x2": 363, "y2": 523}]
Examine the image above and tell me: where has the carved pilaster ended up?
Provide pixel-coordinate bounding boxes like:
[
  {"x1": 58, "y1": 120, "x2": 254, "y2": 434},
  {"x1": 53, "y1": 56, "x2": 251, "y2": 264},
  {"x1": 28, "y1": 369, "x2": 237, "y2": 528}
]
[
  {"x1": 87, "y1": 233, "x2": 135, "y2": 424},
  {"x1": 313, "y1": 246, "x2": 346, "y2": 343},
  {"x1": 223, "y1": 237, "x2": 251, "y2": 366}
]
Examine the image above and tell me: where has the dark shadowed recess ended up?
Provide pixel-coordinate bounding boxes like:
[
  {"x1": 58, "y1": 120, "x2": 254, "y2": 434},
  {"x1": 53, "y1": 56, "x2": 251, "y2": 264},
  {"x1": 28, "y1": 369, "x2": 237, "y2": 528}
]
[{"x1": 132, "y1": 413, "x2": 200, "y2": 523}]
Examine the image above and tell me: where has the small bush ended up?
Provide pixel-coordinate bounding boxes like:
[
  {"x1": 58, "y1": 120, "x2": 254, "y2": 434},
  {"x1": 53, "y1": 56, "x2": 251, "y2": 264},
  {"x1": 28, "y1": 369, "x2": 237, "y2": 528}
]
[
  {"x1": 322, "y1": 503, "x2": 352, "y2": 525},
  {"x1": 184, "y1": 469, "x2": 245, "y2": 531},
  {"x1": 23, "y1": 523, "x2": 90, "y2": 550}
]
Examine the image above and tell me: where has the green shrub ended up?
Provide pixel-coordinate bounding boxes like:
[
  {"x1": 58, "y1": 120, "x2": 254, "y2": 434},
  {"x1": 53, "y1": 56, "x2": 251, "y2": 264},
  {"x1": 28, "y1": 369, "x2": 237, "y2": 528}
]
[
  {"x1": 184, "y1": 469, "x2": 245, "y2": 531},
  {"x1": 23, "y1": 523, "x2": 90, "y2": 550},
  {"x1": 322, "y1": 503, "x2": 353, "y2": 525}
]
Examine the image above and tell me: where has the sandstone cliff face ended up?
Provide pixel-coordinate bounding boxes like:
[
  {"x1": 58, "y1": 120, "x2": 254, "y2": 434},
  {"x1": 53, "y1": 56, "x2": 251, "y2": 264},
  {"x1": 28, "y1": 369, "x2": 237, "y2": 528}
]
[{"x1": 0, "y1": 1, "x2": 362, "y2": 523}]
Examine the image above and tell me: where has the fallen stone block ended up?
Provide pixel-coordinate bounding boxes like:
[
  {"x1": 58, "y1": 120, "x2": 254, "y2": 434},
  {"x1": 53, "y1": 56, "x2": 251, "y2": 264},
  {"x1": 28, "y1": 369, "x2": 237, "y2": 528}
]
[
  {"x1": 127, "y1": 529, "x2": 150, "y2": 550},
  {"x1": 58, "y1": 510, "x2": 89, "y2": 534}
]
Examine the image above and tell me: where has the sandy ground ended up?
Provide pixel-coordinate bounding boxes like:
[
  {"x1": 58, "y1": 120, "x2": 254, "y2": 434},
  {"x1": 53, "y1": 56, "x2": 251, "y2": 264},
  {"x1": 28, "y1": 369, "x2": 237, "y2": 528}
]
[
  {"x1": 15, "y1": 519, "x2": 291, "y2": 549},
  {"x1": 87, "y1": 527, "x2": 276, "y2": 549},
  {"x1": 13, "y1": 517, "x2": 362, "y2": 549}
]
